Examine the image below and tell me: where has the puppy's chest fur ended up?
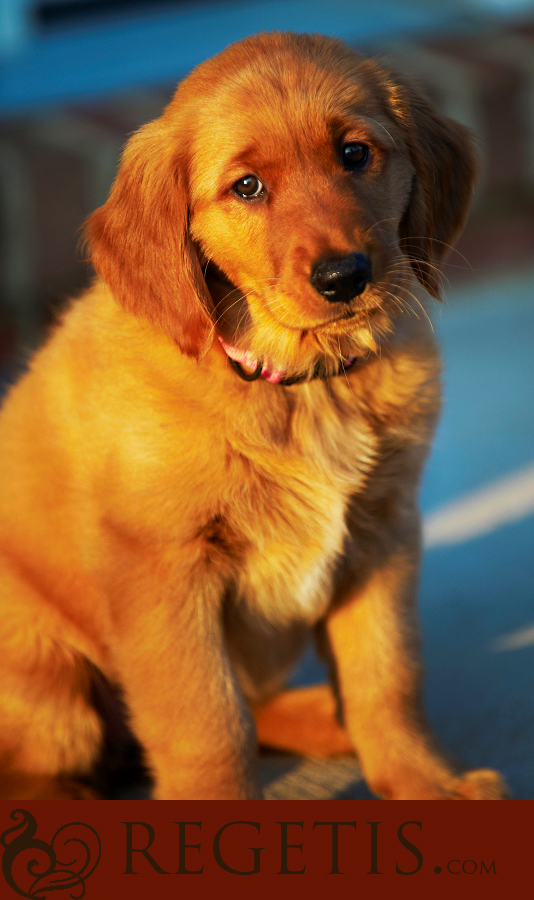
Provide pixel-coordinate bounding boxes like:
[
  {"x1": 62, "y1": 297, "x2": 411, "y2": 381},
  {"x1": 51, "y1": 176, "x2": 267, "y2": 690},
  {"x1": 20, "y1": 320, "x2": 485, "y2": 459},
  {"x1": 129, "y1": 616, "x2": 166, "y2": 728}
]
[{"x1": 209, "y1": 385, "x2": 378, "y2": 625}]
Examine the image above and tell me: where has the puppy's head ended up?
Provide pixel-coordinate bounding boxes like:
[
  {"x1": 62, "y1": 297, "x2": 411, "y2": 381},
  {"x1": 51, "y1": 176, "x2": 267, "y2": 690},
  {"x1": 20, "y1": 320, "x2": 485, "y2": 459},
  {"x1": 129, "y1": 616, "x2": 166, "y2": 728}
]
[{"x1": 87, "y1": 32, "x2": 477, "y2": 375}]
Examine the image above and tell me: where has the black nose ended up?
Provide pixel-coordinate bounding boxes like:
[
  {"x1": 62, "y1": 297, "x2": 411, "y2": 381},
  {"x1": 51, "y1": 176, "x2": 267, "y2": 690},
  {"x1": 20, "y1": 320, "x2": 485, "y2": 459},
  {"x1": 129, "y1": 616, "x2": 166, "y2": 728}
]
[{"x1": 310, "y1": 253, "x2": 372, "y2": 303}]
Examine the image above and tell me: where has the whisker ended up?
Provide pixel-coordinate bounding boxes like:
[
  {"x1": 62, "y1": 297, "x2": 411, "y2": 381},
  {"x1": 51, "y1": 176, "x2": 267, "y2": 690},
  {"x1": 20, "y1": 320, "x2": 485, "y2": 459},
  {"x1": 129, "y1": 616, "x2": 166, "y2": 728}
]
[
  {"x1": 385, "y1": 258, "x2": 451, "y2": 297},
  {"x1": 383, "y1": 289, "x2": 410, "y2": 318},
  {"x1": 361, "y1": 216, "x2": 399, "y2": 240},
  {"x1": 367, "y1": 119, "x2": 399, "y2": 150},
  {"x1": 389, "y1": 268, "x2": 449, "y2": 307},
  {"x1": 388, "y1": 282, "x2": 434, "y2": 331},
  {"x1": 396, "y1": 236, "x2": 474, "y2": 270},
  {"x1": 336, "y1": 338, "x2": 356, "y2": 398}
]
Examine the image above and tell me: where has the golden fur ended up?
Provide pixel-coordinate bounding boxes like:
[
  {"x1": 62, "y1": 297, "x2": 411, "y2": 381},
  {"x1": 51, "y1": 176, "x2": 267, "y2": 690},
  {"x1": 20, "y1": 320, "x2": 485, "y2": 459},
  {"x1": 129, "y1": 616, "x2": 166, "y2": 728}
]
[{"x1": 0, "y1": 32, "x2": 508, "y2": 799}]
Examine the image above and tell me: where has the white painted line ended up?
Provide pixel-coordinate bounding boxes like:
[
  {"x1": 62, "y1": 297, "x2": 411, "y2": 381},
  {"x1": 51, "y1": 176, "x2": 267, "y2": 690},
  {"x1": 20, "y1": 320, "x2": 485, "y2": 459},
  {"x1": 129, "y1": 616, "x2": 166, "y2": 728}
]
[
  {"x1": 423, "y1": 462, "x2": 534, "y2": 548},
  {"x1": 491, "y1": 624, "x2": 534, "y2": 652}
]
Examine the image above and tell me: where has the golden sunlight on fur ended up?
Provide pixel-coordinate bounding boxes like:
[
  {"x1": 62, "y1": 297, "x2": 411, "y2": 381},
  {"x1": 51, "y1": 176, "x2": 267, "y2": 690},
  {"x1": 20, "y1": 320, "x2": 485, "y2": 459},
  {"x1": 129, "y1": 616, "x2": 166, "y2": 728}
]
[{"x1": 0, "y1": 32, "x2": 508, "y2": 800}]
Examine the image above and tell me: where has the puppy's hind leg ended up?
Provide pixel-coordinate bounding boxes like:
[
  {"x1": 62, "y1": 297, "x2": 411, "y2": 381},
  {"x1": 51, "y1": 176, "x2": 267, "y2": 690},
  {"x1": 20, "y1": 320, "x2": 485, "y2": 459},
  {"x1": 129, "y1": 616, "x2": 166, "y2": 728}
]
[
  {"x1": 253, "y1": 684, "x2": 353, "y2": 759},
  {"x1": 0, "y1": 563, "x2": 103, "y2": 800},
  {"x1": 0, "y1": 651, "x2": 103, "y2": 800}
]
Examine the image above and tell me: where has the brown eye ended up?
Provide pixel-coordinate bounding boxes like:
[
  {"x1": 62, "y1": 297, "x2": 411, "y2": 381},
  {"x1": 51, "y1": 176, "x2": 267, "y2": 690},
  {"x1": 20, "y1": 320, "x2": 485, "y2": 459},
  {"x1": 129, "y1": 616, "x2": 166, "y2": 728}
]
[
  {"x1": 342, "y1": 142, "x2": 370, "y2": 171},
  {"x1": 233, "y1": 175, "x2": 265, "y2": 199}
]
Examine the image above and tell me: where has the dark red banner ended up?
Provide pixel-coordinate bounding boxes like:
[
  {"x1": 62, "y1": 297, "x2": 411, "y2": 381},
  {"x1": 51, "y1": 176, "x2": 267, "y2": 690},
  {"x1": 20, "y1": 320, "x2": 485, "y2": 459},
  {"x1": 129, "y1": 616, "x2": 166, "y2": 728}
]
[{"x1": 0, "y1": 800, "x2": 529, "y2": 899}]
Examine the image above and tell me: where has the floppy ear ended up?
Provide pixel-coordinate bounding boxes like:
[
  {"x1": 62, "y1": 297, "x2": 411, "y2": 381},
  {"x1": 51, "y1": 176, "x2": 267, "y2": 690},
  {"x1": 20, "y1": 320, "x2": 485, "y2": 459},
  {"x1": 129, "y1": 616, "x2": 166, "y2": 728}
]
[
  {"x1": 86, "y1": 118, "x2": 213, "y2": 358},
  {"x1": 391, "y1": 81, "x2": 478, "y2": 298}
]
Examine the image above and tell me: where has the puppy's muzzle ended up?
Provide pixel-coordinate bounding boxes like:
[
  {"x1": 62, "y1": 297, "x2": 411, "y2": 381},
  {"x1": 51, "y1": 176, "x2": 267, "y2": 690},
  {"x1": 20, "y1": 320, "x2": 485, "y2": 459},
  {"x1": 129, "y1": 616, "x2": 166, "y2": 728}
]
[{"x1": 310, "y1": 252, "x2": 372, "y2": 304}]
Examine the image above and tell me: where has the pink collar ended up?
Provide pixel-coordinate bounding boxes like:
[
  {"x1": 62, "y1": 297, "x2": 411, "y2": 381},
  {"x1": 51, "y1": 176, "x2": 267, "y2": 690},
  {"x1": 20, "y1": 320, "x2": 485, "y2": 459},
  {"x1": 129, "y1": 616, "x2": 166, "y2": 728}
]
[{"x1": 218, "y1": 336, "x2": 357, "y2": 385}]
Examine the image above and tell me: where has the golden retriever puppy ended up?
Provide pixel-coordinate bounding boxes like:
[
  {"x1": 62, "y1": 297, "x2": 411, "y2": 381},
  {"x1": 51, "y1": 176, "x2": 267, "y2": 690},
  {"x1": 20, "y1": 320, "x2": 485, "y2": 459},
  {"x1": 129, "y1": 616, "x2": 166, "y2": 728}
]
[{"x1": 0, "y1": 32, "x2": 508, "y2": 800}]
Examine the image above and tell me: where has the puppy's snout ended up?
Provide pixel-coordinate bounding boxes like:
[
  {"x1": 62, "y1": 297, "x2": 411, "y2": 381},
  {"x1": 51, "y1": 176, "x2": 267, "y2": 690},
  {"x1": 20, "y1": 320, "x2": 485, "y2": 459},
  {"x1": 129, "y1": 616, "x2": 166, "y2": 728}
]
[{"x1": 310, "y1": 253, "x2": 372, "y2": 304}]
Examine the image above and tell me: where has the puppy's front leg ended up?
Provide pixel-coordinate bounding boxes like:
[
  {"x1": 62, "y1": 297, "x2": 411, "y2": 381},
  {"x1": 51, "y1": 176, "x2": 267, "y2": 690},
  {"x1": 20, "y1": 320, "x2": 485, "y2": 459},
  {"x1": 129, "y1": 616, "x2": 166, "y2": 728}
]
[
  {"x1": 326, "y1": 526, "x2": 508, "y2": 800},
  {"x1": 108, "y1": 569, "x2": 259, "y2": 800}
]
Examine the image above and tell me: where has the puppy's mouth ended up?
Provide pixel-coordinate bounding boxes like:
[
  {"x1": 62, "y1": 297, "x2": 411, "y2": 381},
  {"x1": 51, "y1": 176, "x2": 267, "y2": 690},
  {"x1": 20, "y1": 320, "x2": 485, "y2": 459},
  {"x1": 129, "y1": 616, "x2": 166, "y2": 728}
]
[
  {"x1": 203, "y1": 261, "x2": 236, "y2": 306},
  {"x1": 204, "y1": 261, "x2": 370, "y2": 384}
]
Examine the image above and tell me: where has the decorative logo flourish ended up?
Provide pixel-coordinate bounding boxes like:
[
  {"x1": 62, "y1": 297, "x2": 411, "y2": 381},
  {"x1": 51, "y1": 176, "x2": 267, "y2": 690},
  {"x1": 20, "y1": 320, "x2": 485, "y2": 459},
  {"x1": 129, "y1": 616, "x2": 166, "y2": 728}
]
[{"x1": 1, "y1": 809, "x2": 101, "y2": 899}]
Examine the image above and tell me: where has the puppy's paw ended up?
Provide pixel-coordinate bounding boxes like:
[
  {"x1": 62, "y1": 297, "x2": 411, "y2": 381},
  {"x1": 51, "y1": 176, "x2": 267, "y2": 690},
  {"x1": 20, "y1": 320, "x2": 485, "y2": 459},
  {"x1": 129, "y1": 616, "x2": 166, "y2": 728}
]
[
  {"x1": 369, "y1": 765, "x2": 510, "y2": 800},
  {"x1": 450, "y1": 768, "x2": 511, "y2": 800}
]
